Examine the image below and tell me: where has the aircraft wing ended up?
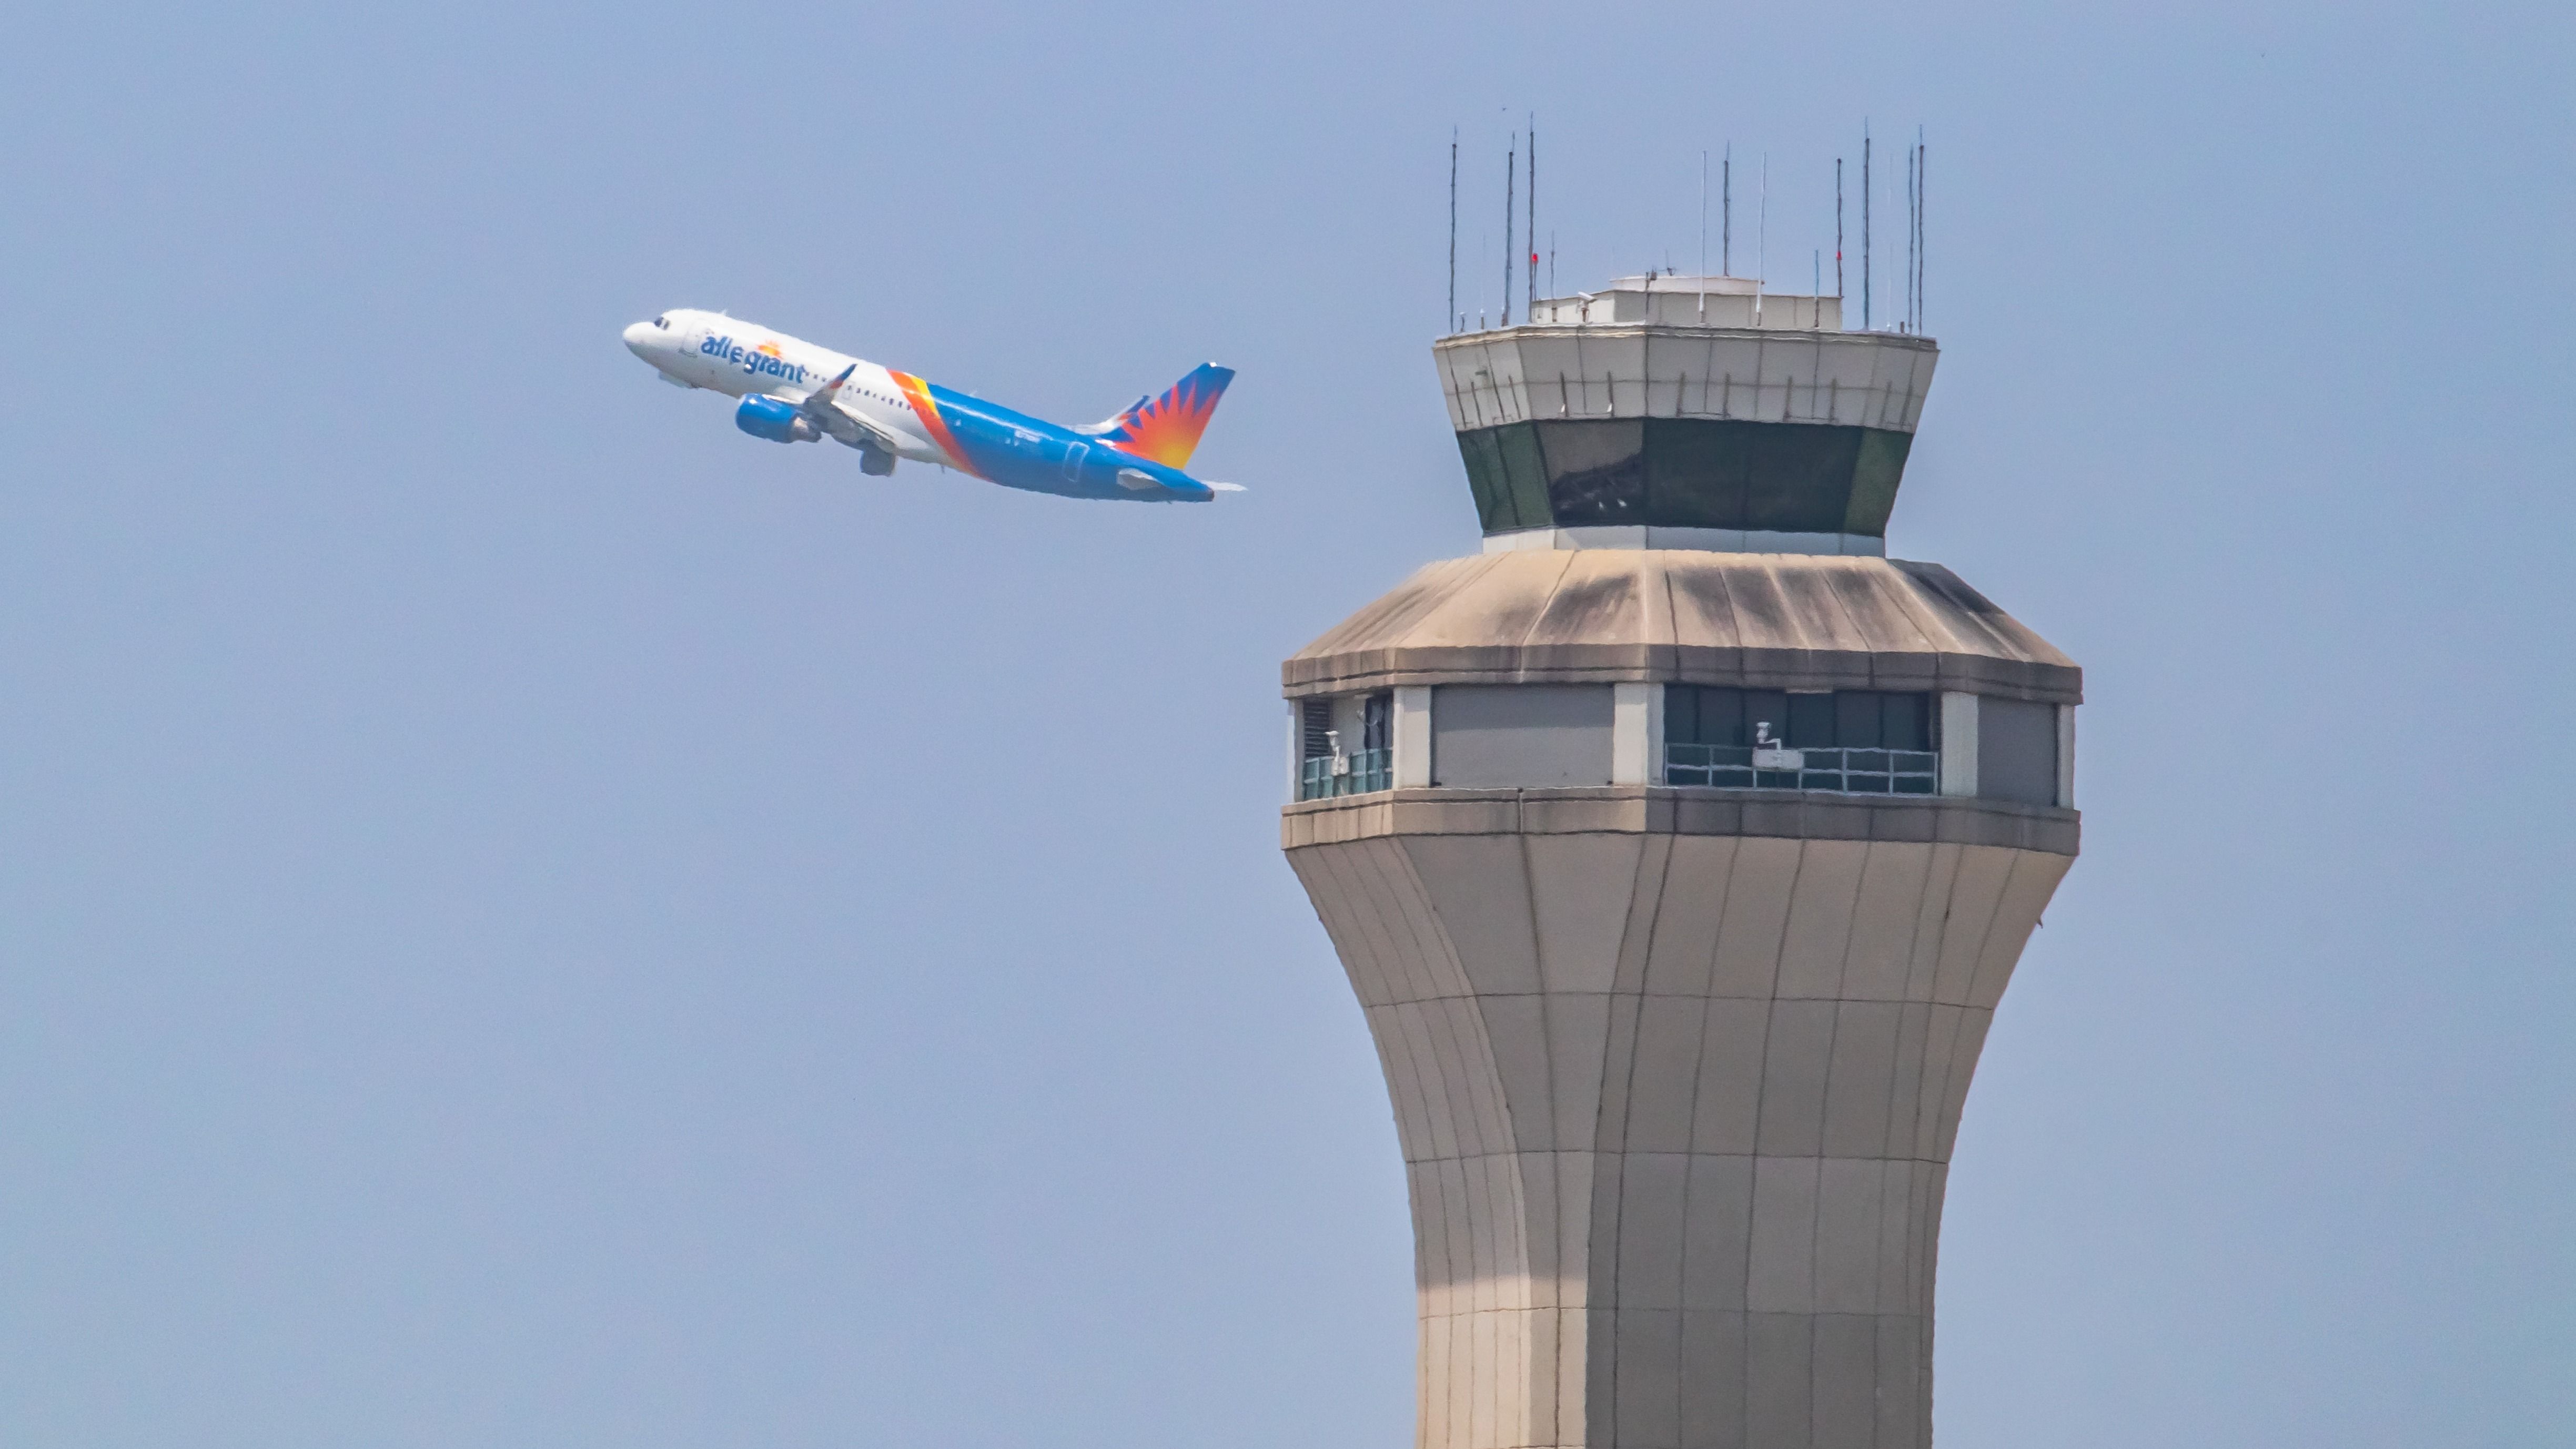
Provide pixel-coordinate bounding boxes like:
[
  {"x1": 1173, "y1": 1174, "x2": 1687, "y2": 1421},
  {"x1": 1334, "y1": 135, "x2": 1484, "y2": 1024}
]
[{"x1": 794, "y1": 366, "x2": 903, "y2": 454}]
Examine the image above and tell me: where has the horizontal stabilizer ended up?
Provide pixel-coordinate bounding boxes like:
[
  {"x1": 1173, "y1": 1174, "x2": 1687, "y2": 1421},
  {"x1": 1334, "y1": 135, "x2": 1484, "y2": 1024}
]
[
  {"x1": 1205, "y1": 482, "x2": 1246, "y2": 492},
  {"x1": 1076, "y1": 397, "x2": 1149, "y2": 436}
]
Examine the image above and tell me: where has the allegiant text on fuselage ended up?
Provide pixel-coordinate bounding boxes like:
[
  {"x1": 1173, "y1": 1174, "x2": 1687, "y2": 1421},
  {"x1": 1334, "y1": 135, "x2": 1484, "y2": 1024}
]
[{"x1": 699, "y1": 335, "x2": 812, "y2": 385}]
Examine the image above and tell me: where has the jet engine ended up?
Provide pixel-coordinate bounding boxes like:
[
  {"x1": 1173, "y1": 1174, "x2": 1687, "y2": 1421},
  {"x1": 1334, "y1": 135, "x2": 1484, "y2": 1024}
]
[{"x1": 734, "y1": 394, "x2": 820, "y2": 443}]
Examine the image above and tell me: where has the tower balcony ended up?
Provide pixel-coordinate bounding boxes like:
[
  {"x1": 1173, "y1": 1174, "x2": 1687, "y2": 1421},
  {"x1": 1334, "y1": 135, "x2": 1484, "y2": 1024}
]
[{"x1": 1282, "y1": 550, "x2": 2076, "y2": 834}]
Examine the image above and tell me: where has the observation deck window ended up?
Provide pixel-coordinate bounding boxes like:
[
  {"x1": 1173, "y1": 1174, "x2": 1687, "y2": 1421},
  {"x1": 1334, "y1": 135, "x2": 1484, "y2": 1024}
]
[
  {"x1": 1297, "y1": 692, "x2": 1392, "y2": 801},
  {"x1": 1665, "y1": 686, "x2": 1936, "y2": 794}
]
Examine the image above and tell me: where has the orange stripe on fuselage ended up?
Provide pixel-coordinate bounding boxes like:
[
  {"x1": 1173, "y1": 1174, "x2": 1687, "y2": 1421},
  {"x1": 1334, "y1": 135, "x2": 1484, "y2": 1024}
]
[{"x1": 888, "y1": 370, "x2": 973, "y2": 474}]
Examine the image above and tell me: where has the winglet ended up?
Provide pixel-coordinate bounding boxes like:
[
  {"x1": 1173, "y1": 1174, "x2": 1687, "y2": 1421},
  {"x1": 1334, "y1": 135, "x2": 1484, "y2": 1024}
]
[{"x1": 804, "y1": 363, "x2": 857, "y2": 407}]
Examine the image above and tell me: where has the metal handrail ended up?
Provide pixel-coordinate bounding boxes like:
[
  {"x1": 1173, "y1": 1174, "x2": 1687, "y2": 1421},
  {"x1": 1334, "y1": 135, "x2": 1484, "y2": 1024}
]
[
  {"x1": 1298, "y1": 747, "x2": 1393, "y2": 801},
  {"x1": 1664, "y1": 743, "x2": 1937, "y2": 795}
]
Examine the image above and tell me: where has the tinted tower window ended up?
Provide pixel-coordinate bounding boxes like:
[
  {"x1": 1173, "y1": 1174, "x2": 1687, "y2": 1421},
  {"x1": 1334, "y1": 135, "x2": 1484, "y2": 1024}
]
[
  {"x1": 1669, "y1": 688, "x2": 1933, "y2": 752},
  {"x1": 1666, "y1": 687, "x2": 1936, "y2": 794}
]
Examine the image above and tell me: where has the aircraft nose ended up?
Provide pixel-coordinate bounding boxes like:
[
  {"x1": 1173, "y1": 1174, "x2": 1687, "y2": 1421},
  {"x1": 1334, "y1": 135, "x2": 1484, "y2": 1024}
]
[{"x1": 622, "y1": 320, "x2": 656, "y2": 353}]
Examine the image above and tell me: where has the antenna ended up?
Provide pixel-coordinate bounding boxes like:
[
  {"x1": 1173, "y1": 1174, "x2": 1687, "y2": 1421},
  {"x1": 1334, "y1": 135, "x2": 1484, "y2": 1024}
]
[
  {"x1": 1835, "y1": 157, "x2": 1845, "y2": 302},
  {"x1": 1448, "y1": 129, "x2": 1458, "y2": 334},
  {"x1": 1526, "y1": 115, "x2": 1536, "y2": 319},
  {"x1": 1699, "y1": 150, "x2": 1709, "y2": 321},
  {"x1": 1503, "y1": 136, "x2": 1515, "y2": 327},
  {"x1": 1862, "y1": 121, "x2": 1872, "y2": 330},
  {"x1": 1755, "y1": 153, "x2": 1766, "y2": 322},
  {"x1": 1916, "y1": 129, "x2": 1926, "y2": 333},
  {"x1": 1722, "y1": 143, "x2": 1732, "y2": 276},
  {"x1": 1904, "y1": 135, "x2": 1916, "y2": 332},
  {"x1": 1550, "y1": 232, "x2": 1557, "y2": 297}
]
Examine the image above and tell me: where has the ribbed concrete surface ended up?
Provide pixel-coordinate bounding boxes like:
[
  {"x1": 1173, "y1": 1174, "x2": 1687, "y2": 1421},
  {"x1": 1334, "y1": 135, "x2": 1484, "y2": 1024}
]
[
  {"x1": 1281, "y1": 551, "x2": 2078, "y2": 703},
  {"x1": 1281, "y1": 788, "x2": 2079, "y2": 859},
  {"x1": 1287, "y1": 828, "x2": 2070, "y2": 1449}
]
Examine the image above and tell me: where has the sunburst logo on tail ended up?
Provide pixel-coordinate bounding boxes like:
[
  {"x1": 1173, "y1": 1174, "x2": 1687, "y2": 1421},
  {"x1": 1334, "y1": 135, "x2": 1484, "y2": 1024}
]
[{"x1": 1102, "y1": 364, "x2": 1235, "y2": 469}]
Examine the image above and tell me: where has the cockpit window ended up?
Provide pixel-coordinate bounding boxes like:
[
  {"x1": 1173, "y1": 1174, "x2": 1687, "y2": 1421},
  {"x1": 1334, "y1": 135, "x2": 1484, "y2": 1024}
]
[{"x1": 652, "y1": 315, "x2": 668, "y2": 328}]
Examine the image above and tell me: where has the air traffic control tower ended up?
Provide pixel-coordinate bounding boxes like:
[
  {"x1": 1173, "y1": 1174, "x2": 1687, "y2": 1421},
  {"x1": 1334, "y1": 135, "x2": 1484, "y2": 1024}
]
[{"x1": 1281, "y1": 273, "x2": 2079, "y2": 1449}]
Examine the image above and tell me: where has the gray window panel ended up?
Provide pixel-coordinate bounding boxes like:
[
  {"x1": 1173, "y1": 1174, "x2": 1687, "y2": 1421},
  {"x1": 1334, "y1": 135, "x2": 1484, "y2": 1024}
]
[
  {"x1": 1300, "y1": 698, "x2": 1332, "y2": 759},
  {"x1": 1432, "y1": 684, "x2": 1614, "y2": 788},
  {"x1": 1786, "y1": 692, "x2": 1836, "y2": 747},
  {"x1": 1882, "y1": 692, "x2": 1931, "y2": 752},
  {"x1": 1456, "y1": 427, "x2": 1554, "y2": 532},
  {"x1": 1665, "y1": 684, "x2": 1703, "y2": 745},
  {"x1": 1455, "y1": 430, "x2": 1511, "y2": 532},
  {"x1": 1742, "y1": 690, "x2": 1789, "y2": 746},
  {"x1": 1978, "y1": 697, "x2": 2059, "y2": 807},
  {"x1": 1844, "y1": 429, "x2": 1914, "y2": 534},
  {"x1": 1835, "y1": 691, "x2": 1883, "y2": 748},
  {"x1": 1670, "y1": 686, "x2": 1932, "y2": 754},
  {"x1": 1362, "y1": 693, "x2": 1392, "y2": 753},
  {"x1": 1495, "y1": 424, "x2": 1551, "y2": 528},
  {"x1": 1730, "y1": 422, "x2": 1864, "y2": 533},
  {"x1": 1451, "y1": 420, "x2": 1915, "y2": 536},
  {"x1": 1538, "y1": 420, "x2": 1648, "y2": 527}
]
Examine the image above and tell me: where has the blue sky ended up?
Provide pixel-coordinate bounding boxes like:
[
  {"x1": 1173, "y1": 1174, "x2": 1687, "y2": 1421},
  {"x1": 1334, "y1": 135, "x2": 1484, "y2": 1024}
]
[{"x1": 2, "y1": 4, "x2": 2570, "y2": 1446}]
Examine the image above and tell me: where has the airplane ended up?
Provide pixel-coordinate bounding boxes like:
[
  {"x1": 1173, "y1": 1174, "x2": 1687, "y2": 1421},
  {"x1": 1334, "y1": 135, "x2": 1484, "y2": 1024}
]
[{"x1": 621, "y1": 309, "x2": 1240, "y2": 503}]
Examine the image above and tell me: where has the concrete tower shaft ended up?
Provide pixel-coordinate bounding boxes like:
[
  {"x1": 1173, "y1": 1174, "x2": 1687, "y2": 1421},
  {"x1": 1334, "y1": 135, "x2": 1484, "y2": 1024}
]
[{"x1": 1282, "y1": 551, "x2": 2079, "y2": 1449}]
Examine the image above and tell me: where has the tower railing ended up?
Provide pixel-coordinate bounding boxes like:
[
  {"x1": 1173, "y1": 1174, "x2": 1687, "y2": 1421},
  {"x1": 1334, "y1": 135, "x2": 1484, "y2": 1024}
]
[
  {"x1": 1297, "y1": 747, "x2": 1392, "y2": 801},
  {"x1": 1664, "y1": 742, "x2": 1938, "y2": 794}
]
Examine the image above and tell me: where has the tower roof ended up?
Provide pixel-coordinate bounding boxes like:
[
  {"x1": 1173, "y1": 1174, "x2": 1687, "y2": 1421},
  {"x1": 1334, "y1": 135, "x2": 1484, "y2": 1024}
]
[{"x1": 1284, "y1": 550, "x2": 2077, "y2": 703}]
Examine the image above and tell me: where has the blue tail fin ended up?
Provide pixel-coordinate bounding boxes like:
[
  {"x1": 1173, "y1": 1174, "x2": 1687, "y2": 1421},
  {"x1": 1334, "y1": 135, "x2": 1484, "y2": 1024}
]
[{"x1": 1094, "y1": 363, "x2": 1234, "y2": 468}]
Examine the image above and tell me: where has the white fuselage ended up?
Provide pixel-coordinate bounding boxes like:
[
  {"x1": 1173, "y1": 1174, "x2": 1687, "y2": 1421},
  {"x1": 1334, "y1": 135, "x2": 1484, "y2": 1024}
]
[{"x1": 620, "y1": 308, "x2": 945, "y2": 464}]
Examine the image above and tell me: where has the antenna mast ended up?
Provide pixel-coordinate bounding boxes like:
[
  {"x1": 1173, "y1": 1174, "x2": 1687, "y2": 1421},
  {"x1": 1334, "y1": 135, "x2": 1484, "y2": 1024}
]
[
  {"x1": 1699, "y1": 151, "x2": 1709, "y2": 320},
  {"x1": 1916, "y1": 129, "x2": 1926, "y2": 332},
  {"x1": 1526, "y1": 115, "x2": 1536, "y2": 318},
  {"x1": 1755, "y1": 153, "x2": 1767, "y2": 322},
  {"x1": 1904, "y1": 136, "x2": 1915, "y2": 332},
  {"x1": 1448, "y1": 129, "x2": 1458, "y2": 332},
  {"x1": 1862, "y1": 122, "x2": 1872, "y2": 329},
  {"x1": 1722, "y1": 143, "x2": 1732, "y2": 275},
  {"x1": 1835, "y1": 157, "x2": 1845, "y2": 301},
  {"x1": 1503, "y1": 136, "x2": 1515, "y2": 327}
]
